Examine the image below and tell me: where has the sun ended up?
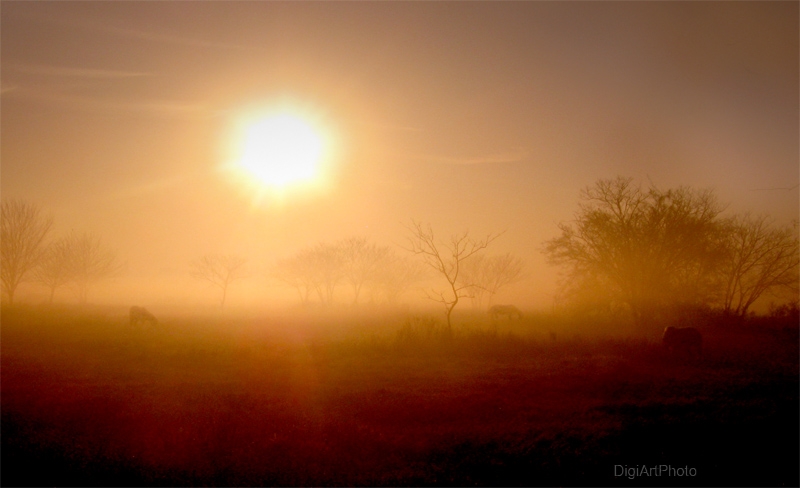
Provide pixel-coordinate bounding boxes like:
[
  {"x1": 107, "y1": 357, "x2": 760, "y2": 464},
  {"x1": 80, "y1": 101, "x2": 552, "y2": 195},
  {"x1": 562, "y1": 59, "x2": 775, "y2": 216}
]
[
  {"x1": 235, "y1": 112, "x2": 325, "y2": 189},
  {"x1": 222, "y1": 103, "x2": 338, "y2": 203}
]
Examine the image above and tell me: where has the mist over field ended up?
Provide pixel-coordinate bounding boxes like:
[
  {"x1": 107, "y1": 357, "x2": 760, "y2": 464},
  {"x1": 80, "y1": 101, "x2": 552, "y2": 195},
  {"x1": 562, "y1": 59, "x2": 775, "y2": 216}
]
[
  {"x1": 2, "y1": 2, "x2": 798, "y2": 486},
  {"x1": 3, "y1": 304, "x2": 799, "y2": 486}
]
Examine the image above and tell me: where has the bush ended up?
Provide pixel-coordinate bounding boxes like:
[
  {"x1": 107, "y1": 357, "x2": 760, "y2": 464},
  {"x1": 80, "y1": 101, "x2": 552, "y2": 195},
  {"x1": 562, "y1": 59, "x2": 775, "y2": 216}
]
[{"x1": 394, "y1": 315, "x2": 452, "y2": 350}]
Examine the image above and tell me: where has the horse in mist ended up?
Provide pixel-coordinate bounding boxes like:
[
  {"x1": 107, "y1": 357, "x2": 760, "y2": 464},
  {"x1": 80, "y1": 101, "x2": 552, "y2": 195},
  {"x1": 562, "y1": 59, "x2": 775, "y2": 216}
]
[
  {"x1": 489, "y1": 304, "x2": 523, "y2": 320},
  {"x1": 129, "y1": 306, "x2": 158, "y2": 326},
  {"x1": 662, "y1": 326, "x2": 702, "y2": 358}
]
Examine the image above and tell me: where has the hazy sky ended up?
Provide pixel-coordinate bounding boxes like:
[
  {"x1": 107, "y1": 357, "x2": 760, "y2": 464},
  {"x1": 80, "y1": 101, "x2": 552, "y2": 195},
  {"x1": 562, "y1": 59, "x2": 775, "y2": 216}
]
[{"x1": 2, "y1": 2, "x2": 798, "y2": 307}]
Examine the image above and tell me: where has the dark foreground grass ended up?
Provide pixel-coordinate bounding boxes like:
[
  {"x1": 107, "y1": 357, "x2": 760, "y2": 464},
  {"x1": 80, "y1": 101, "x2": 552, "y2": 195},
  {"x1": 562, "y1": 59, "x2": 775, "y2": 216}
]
[{"x1": 2, "y1": 306, "x2": 797, "y2": 486}]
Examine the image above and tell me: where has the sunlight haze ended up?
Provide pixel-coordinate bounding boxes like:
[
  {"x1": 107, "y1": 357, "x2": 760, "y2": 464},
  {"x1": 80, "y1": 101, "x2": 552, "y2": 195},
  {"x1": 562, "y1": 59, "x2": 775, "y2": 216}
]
[
  {"x1": 2, "y1": 2, "x2": 797, "y2": 309},
  {"x1": 2, "y1": 3, "x2": 799, "y2": 485}
]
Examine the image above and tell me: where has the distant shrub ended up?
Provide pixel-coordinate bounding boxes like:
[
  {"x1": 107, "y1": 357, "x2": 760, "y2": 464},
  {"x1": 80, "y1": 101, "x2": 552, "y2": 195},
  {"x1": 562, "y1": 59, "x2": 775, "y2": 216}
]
[
  {"x1": 769, "y1": 301, "x2": 799, "y2": 322},
  {"x1": 394, "y1": 315, "x2": 452, "y2": 350}
]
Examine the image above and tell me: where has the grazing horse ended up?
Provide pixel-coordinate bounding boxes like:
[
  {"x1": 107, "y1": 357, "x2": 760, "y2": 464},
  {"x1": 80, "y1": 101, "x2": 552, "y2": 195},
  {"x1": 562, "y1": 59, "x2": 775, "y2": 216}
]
[
  {"x1": 662, "y1": 326, "x2": 702, "y2": 358},
  {"x1": 130, "y1": 306, "x2": 157, "y2": 326},
  {"x1": 488, "y1": 304, "x2": 523, "y2": 320}
]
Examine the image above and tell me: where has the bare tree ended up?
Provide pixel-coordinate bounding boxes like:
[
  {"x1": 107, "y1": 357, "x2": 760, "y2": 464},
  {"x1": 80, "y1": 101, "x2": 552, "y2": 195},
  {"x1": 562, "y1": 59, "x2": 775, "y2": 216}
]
[
  {"x1": 68, "y1": 232, "x2": 120, "y2": 304},
  {"x1": 543, "y1": 177, "x2": 728, "y2": 327},
  {"x1": 374, "y1": 252, "x2": 429, "y2": 305},
  {"x1": 33, "y1": 236, "x2": 74, "y2": 303},
  {"x1": 458, "y1": 253, "x2": 525, "y2": 308},
  {"x1": 1, "y1": 200, "x2": 53, "y2": 304},
  {"x1": 306, "y1": 243, "x2": 344, "y2": 305},
  {"x1": 272, "y1": 251, "x2": 317, "y2": 306},
  {"x1": 339, "y1": 237, "x2": 392, "y2": 305},
  {"x1": 274, "y1": 242, "x2": 426, "y2": 307},
  {"x1": 720, "y1": 214, "x2": 799, "y2": 317},
  {"x1": 403, "y1": 220, "x2": 500, "y2": 329},
  {"x1": 271, "y1": 244, "x2": 343, "y2": 307},
  {"x1": 191, "y1": 254, "x2": 248, "y2": 308}
]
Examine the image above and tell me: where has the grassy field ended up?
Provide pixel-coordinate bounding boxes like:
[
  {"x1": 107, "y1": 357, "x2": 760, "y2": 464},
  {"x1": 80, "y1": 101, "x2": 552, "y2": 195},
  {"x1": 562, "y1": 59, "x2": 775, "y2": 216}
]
[{"x1": 2, "y1": 305, "x2": 797, "y2": 486}]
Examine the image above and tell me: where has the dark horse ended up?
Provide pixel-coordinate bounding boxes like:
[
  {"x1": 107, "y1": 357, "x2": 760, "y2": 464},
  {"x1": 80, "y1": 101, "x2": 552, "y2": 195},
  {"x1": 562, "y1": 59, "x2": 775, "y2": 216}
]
[
  {"x1": 130, "y1": 306, "x2": 158, "y2": 326},
  {"x1": 488, "y1": 304, "x2": 523, "y2": 320}
]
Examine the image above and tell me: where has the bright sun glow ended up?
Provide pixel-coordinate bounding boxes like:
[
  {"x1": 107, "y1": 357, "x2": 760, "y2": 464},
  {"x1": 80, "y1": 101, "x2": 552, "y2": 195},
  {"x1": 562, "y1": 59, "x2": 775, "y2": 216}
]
[{"x1": 237, "y1": 113, "x2": 324, "y2": 188}]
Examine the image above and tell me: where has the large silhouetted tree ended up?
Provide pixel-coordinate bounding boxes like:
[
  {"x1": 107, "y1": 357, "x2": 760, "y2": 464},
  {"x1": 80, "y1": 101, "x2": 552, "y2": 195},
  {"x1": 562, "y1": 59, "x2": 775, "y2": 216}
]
[
  {"x1": 191, "y1": 254, "x2": 248, "y2": 308},
  {"x1": 720, "y1": 215, "x2": 799, "y2": 317},
  {"x1": 1, "y1": 200, "x2": 53, "y2": 304},
  {"x1": 403, "y1": 220, "x2": 500, "y2": 329},
  {"x1": 543, "y1": 177, "x2": 728, "y2": 327}
]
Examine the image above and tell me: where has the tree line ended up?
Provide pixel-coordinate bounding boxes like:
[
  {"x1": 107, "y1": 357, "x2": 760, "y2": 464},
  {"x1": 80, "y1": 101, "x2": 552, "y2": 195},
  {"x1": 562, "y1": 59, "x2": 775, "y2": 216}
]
[
  {"x1": 1, "y1": 200, "x2": 119, "y2": 304},
  {"x1": 0, "y1": 199, "x2": 525, "y2": 311},
  {"x1": 169, "y1": 237, "x2": 525, "y2": 314},
  {"x1": 269, "y1": 237, "x2": 427, "y2": 307},
  {"x1": 5, "y1": 176, "x2": 796, "y2": 325}
]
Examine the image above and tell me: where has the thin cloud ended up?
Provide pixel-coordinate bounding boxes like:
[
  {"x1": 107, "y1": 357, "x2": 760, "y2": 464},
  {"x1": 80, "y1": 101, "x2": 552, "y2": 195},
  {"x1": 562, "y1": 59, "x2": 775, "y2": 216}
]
[
  {"x1": 750, "y1": 183, "x2": 799, "y2": 192},
  {"x1": 7, "y1": 64, "x2": 152, "y2": 79},
  {"x1": 416, "y1": 148, "x2": 531, "y2": 166},
  {"x1": 111, "y1": 173, "x2": 204, "y2": 200},
  {"x1": 35, "y1": 12, "x2": 248, "y2": 51},
  {"x1": 8, "y1": 86, "x2": 210, "y2": 118},
  {"x1": 100, "y1": 24, "x2": 248, "y2": 51},
  {"x1": 353, "y1": 118, "x2": 424, "y2": 133},
  {"x1": 2, "y1": 63, "x2": 198, "y2": 117}
]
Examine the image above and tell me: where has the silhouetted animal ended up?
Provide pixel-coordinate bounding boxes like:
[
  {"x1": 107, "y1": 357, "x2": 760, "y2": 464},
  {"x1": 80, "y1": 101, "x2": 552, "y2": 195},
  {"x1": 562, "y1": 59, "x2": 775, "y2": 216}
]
[
  {"x1": 130, "y1": 306, "x2": 157, "y2": 326},
  {"x1": 489, "y1": 304, "x2": 522, "y2": 320},
  {"x1": 662, "y1": 326, "x2": 702, "y2": 358}
]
